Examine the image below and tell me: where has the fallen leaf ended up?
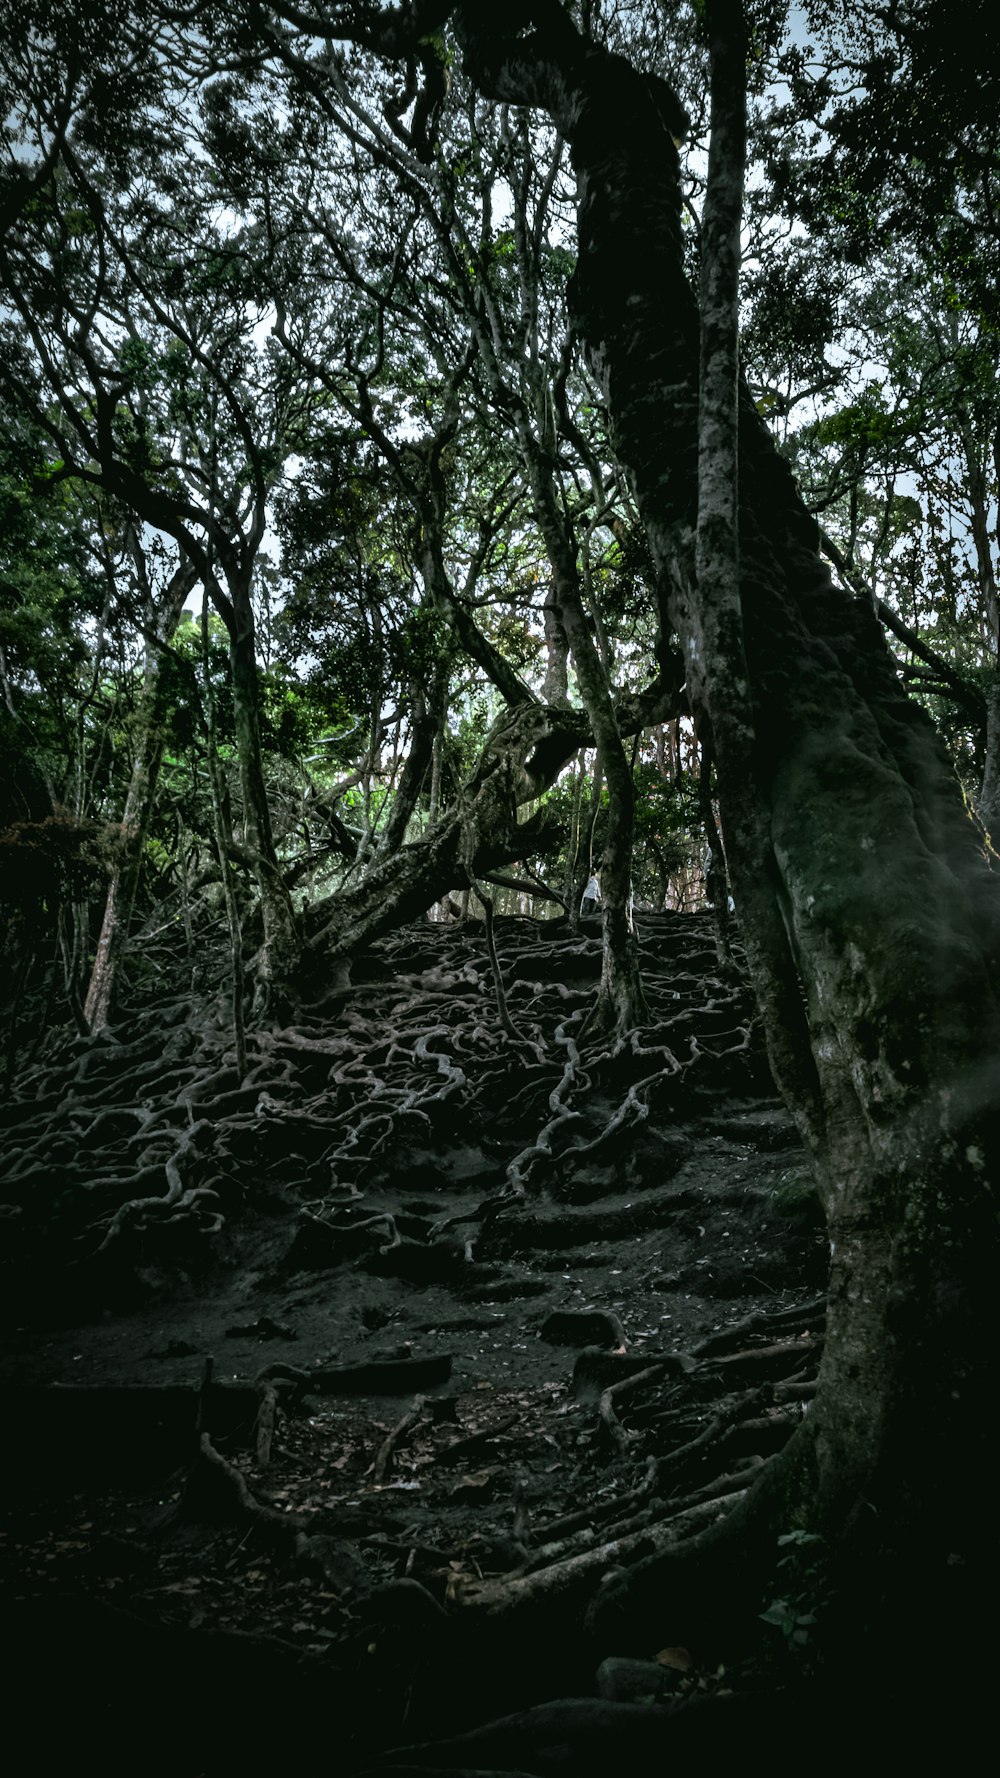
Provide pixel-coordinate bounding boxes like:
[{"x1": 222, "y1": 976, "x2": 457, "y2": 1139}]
[{"x1": 656, "y1": 1646, "x2": 693, "y2": 1672}]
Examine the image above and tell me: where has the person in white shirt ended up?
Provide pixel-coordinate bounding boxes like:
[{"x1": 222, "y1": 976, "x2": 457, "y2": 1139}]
[{"x1": 580, "y1": 873, "x2": 601, "y2": 916}]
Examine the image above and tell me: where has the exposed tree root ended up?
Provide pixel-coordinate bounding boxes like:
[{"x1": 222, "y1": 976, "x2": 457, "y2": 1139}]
[
  {"x1": 181, "y1": 1432, "x2": 306, "y2": 1555},
  {"x1": 598, "y1": 1363, "x2": 668, "y2": 1453},
  {"x1": 2, "y1": 911, "x2": 768, "y2": 1322},
  {"x1": 94, "y1": 1122, "x2": 224, "y2": 1251},
  {"x1": 2, "y1": 908, "x2": 838, "y2": 1768},
  {"x1": 372, "y1": 1397, "x2": 428, "y2": 1485}
]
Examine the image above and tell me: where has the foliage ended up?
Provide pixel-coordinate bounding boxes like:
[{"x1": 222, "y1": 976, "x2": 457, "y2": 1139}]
[
  {"x1": 0, "y1": 0, "x2": 996, "y2": 1024},
  {"x1": 758, "y1": 1531, "x2": 829, "y2": 1671},
  {"x1": 0, "y1": 814, "x2": 115, "y2": 918}
]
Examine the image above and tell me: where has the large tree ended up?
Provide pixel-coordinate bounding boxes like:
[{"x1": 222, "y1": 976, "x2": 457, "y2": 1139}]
[
  {"x1": 245, "y1": 0, "x2": 1000, "y2": 1671},
  {"x1": 3, "y1": 0, "x2": 997, "y2": 1681}
]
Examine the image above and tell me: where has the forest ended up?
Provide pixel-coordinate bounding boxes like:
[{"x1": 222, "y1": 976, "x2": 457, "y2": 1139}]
[{"x1": 1, "y1": 1, "x2": 997, "y2": 1770}]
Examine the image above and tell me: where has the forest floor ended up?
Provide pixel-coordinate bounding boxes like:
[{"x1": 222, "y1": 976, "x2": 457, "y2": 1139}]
[{"x1": 0, "y1": 910, "x2": 837, "y2": 1775}]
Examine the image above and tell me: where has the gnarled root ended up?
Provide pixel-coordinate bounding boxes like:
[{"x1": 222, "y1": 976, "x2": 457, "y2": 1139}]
[{"x1": 584, "y1": 1419, "x2": 819, "y2": 1659}]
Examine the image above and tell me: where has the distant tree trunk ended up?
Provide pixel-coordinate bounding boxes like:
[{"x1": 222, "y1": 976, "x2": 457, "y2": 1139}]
[
  {"x1": 452, "y1": 147, "x2": 642, "y2": 1030},
  {"x1": 84, "y1": 560, "x2": 196, "y2": 1031},
  {"x1": 516, "y1": 436, "x2": 642, "y2": 1028},
  {"x1": 377, "y1": 682, "x2": 436, "y2": 857},
  {"x1": 313, "y1": 701, "x2": 587, "y2": 962},
  {"x1": 697, "y1": 728, "x2": 733, "y2": 966},
  {"x1": 563, "y1": 749, "x2": 587, "y2": 923},
  {"x1": 57, "y1": 900, "x2": 90, "y2": 1036},
  {"x1": 979, "y1": 666, "x2": 1000, "y2": 843},
  {"x1": 453, "y1": 0, "x2": 1000, "y2": 1657},
  {"x1": 647, "y1": 836, "x2": 669, "y2": 911},
  {"x1": 951, "y1": 403, "x2": 998, "y2": 840},
  {"x1": 203, "y1": 598, "x2": 247, "y2": 1080},
  {"x1": 225, "y1": 582, "x2": 301, "y2": 998},
  {"x1": 84, "y1": 756, "x2": 152, "y2": 1033},
  {"x1": 571, "y1": 751, "x2": 604, "y2": 932},
  {"x1": 543, "y1": 555, "x2": 644, "y2": 1032}
]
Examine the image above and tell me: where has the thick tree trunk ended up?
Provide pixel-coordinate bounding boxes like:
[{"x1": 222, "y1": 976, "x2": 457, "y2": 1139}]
[
  {"x1": 453, "y1": 0, "x2": 1000, "y2": 1629},
  {"x1": 312, "y1": 701, "x2": 588, "y2": 963},
  {"x1": 692, "y1": 0, "x2": 743, "y2": 975}
]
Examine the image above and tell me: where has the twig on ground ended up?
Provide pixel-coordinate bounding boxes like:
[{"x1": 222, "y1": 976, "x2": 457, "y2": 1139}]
[{"x1": 372, "y1": 1396, "x2": 427, "y2": 1485}]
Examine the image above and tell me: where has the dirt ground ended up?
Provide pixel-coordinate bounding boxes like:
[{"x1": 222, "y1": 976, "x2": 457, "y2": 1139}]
[{"x1": 0, "y1": 910, "x2": 833, "y2": 1774}]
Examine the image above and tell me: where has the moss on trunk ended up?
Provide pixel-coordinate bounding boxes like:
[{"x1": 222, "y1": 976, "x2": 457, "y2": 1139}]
[{"x1": 450, "y1": 1, "x2": 1000, "y2": 1625}]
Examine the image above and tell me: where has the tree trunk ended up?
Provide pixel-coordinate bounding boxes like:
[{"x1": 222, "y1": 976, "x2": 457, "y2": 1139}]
[
  {"x1": 956, "y1": 401, "x2": 1000, "y2": 836},
  {"x1": 976, "y1": 663, "x2": 1000, "y2": 845},
  {"x1": 697, "y1": 728, "x2": 733, "y2": 967},
  {"x1": 84, "y1": 560, "x2": 196, "y2": 1031},
  {"x1": 83, "y1": 752, "x2": 155, "y2": 1033},
  {"x1": 376, "y1": 683, "x2": 436, "y2": 857},
  {"x1": 541, "y1": 592, "x2": 570, "y2": 705},
  {"x1": 227, "y1": 601, "x2": 301, "y2": 997},
  {"x1": 693, "y1": 0, "x2": 743, "y2": 977},
  {"x1": 313, "y1": 701, "x2": 587, "y2": 963},
  {"x1": 453, "y1": 0, "x2": 1000, "y2": 1642},
  {"x1": 517, "y1": 430, "x2": 644, "y2": 1031},
  {"x1": 204, "y1": 601, "x2": 247, "y2": 1081}
]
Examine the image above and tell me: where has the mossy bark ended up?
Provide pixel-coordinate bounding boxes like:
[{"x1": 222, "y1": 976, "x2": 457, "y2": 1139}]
[
  {"x1": 314, "y1": 701, "x2": 588, "y2": 961},
  {"x1": 453, "y1": 1, "x2": 1000, "y2": 1598}
]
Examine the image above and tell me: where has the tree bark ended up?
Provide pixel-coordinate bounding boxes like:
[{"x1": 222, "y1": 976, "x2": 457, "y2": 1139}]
[
  {"x1": 203, "y1": 595, "x2": 247, "y2": 1081},
  {"x1": 376, "y1": 682, "x2": 437, "y2": 857},
  {"x1": 523, "y1": 468, "x2": 644, "y2": 1033},
  {"x1": 693, "y1": 0, "x2": 744, "y2": 972},
  {"x1": 84, "y1": 558, "x2": 196, "y2": 1031},
  {"x1": 541, "y1": 593, "x2": 570, "y2": 705},
  {"x1": 978, "y1": 666, "x2": 1000, "y2": 844},
  {"x1": 225, "y1": 587, "x2": 302, "y2": 998},
  {"x1": 450, "y1": 0, "x2": 1000, "y2": 1630},
  {"x1": 313, "y1": 700, "x2": 587, "y2": 962}
]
